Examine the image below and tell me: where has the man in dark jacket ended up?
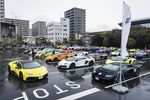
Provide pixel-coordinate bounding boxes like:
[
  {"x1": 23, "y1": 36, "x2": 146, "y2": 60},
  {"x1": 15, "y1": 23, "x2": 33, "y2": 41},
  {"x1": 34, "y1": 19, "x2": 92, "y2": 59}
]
[{"x1": 32, "y1": 48, "x2": 35, "y2": 60}]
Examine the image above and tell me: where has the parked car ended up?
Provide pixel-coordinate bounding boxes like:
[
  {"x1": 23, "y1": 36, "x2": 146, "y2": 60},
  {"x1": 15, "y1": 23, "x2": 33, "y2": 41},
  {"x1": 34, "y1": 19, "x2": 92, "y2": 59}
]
[
  {"x1": 128, "y1": 49, "x2": 138, "y2": 55},
  {"x1": 45, "y1": 53, "x2": 73, "y2": 63},
  {"x1": 58, "y1": 56, "x2": 95, "y2": 69},
  {"x1": 89, "y1": 53, "x2": 108, "y2": 61},
  {"x1": 110, "y1": 50, "x2": 120, "y2": 56},
  {"x1": 35, "y1": 49, "x2": 54, "y2": 59},
  {"x1": 132, "y1": 50, "x2": 148, "y2": 59},
  {"x1": 8, "y1": 60, "x2": 48, "y2": 81},
  {"x1": 105, "y1": 56, "x2": 136, "y2": 64},
  {"x1": 92, "y1": 63, "x2": 140, "y2": 83}
]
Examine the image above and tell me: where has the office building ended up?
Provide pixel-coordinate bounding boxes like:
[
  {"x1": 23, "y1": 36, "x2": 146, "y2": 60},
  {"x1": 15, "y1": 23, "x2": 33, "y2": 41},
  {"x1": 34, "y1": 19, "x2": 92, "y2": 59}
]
[
  {"x1": 119, "y1": 18, "x2": 150, "y2": 28},
  {"x1": 64, "y1": 7, "x2": 86, "y2": 40},
  {"x1": 47, "y1": 18, "x2": 69, "y2": 43},
  {"x1": 5, "y1": 18, "x2": 29, "y2": 36},
  {"x1": 0, "y1": 0, "x2": 5, "y2": 22},
  {"x1": 32, "y1": 21, "x2": 46, "y2": 36}
]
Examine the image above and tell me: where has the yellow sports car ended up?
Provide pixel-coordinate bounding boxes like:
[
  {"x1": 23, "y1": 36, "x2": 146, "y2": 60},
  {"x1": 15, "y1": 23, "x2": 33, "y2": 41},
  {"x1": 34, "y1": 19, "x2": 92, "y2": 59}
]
[
  {"x1": 45, "y1": 53, "x2": 73, "y2": 63},
  {"x1": 8, "y1": 60, "x2": 48, "y2": 81},
  {"x1": 105, "y1": 56, "x2": 136, "y2": 64}
]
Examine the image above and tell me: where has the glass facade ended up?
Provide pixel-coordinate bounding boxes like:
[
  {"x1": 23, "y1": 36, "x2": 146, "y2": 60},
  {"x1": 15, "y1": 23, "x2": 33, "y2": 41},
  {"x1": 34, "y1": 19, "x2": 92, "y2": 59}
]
[{"x1": 140, "y1": 23, "x2": 150, "y2": 28}]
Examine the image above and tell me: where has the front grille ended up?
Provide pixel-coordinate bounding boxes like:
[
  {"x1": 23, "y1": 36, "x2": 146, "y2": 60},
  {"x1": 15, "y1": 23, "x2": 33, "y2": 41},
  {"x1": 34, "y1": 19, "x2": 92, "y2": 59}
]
[
  {"x1": 26, "y1": 77, "x2": 38, "y2": 81},
  {"x1": 26, "y1": 74, "x2": 48, "y2": 81}
]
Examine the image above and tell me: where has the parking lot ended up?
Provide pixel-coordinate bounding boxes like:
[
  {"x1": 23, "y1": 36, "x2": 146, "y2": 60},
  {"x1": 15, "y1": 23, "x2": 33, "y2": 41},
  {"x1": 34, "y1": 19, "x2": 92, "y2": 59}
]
[{"x1": 0, "y1": 50, "x2": 150, "y2": 100}]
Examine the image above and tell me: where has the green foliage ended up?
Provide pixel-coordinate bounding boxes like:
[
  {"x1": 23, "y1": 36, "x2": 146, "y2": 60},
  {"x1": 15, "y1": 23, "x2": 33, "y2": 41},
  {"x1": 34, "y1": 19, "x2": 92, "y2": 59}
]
[
  {"x1": 127, "y1": 38, "x2": 136, "y2": 49},
  {"x1": 36, "y1": 37, "x2": 47, "y2": 46},
  {"x1": 91, "y1": 27, "x2": 150, "y2": 49},
  {"x1": 91, "y1": 33, "x2": 104, "y2": 46}
]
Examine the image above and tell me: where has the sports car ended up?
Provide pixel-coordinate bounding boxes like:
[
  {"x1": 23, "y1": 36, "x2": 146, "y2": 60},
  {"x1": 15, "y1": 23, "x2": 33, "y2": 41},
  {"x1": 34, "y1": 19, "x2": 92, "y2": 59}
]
[
  {"x1": 110, "y1": 50, "x2": 120, "y2": 56},
  {"x1": 105, "y1": 56, "x2": 136, "y2": 64},
  {"x1": 58, "y1": 56, "x2": 95, "y2": 69},
  {"x1": 45, "y1": 53, "x2": 73, "y2": 63},
  {"x1": 8, "y1": 60, "x2": 48, "y2": 81},
  {"x1": 92, "y1": 63, "x2": 140, "y2": 83},
  {"x1": 35, "y1": 49, "x2": 53, "y2": 59},
  {"x1": 131, "y1": 50, "x2": 149, "y2": 59},
  {"x1": 89, "y1": 53, "x2": 108, "y2": 61}
]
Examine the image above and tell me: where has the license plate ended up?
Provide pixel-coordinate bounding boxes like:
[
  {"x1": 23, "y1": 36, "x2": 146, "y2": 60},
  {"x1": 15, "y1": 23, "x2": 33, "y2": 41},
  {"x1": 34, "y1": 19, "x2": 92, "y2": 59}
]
[
  {"x1": 39, "y1": 76, "x2": 43, "y2": 79},
  {"x1": 95, "y1": 77, "x2": 99, "y2": 80}
]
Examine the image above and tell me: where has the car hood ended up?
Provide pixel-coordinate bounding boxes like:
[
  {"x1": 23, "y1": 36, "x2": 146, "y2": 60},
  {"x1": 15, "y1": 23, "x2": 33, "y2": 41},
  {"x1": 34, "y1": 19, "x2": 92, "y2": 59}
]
[
  {"x1": 58, "y1": 60, "x2": 72, "y2": 65},
  {"x1": 45, "y1": 56, "x2": 55, "y2": 60},
  {"x1": 96, "y1": 67, "x2": 118, "y2": 76},
  {"x1": 22, "y1": 66, "x2": 48, "y2": 76}
]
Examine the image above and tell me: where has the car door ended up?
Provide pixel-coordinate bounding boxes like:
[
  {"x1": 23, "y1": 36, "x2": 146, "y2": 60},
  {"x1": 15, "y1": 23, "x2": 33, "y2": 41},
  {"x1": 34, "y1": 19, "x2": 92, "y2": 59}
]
[
  {"x1": 122, "y1": 65, "x2": 134, "y2": 77},
  {"x1": 75, "y1": 57, "x2": 87, "y2": 67}
]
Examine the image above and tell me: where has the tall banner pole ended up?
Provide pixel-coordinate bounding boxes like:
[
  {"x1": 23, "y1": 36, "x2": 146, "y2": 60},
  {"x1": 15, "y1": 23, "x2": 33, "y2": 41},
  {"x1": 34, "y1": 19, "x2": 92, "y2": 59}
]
[{"x1": 112, "y1": 1, "x2": 131, "y2": 93}]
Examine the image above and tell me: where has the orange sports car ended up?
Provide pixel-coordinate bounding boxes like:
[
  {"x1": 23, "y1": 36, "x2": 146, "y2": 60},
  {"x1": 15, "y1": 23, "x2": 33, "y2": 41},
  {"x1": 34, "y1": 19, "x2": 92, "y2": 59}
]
[{"x1": 45, "y1": 53, "x2": 73, "y2": 63}]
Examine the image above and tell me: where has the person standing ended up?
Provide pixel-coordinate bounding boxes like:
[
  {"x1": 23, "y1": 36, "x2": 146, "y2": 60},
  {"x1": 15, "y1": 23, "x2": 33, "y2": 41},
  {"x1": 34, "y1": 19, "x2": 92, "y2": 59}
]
[{"x1": 32, "y1": 48, "x2": 35, "y2": 60}]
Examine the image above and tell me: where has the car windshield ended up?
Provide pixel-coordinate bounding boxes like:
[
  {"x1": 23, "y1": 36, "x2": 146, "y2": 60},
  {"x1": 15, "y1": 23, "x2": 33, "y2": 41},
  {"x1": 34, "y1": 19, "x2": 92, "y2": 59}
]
[
  {"x1": 66, "y1": 57, "x2": 76, "y2": 61},
  {"x1": 21, "y1": 61, "x2": 41, "y2": 69},
  {"x1": 137, "y1": 50, "x2": 144, "y2": 53},
  {"x1": 102, "y1": 64, "x2": 120, "y2": 71}
]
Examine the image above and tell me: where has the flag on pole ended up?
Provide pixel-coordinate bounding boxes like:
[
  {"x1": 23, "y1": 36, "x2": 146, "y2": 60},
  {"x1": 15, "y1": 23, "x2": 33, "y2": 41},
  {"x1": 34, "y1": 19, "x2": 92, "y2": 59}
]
[{"x1": 121, "y1": 2, "x2": 131, "y2": 57}]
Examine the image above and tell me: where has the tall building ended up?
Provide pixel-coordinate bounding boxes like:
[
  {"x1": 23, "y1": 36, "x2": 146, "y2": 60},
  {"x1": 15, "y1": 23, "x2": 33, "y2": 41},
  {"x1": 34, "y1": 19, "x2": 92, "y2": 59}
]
[
  {"x1": 64, "y1": 7, "x2": 86, "y2": 40},
  {"x1": 5, "y1": 18, "x2": 29, "y2": 36},
  {"x1": 0, "y1": 0, "x2": 5, "y2": 22},
  {"x1": 47, "y1": 18, "x2": 69, "y2": 43},
  {"x1": 32, "y1": 21, "x2": 46, "y2": 36}
]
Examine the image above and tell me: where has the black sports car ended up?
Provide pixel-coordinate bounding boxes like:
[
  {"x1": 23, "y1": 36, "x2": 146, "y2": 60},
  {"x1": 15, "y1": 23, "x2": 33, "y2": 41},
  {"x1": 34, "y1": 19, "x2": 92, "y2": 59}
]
[{"x1": 92, "y1": 63, "x2": 140, "y2": 83}]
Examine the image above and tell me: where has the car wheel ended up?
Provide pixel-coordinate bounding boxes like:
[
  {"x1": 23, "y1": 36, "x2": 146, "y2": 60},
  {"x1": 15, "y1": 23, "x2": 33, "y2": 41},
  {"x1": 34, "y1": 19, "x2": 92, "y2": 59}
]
[
  {"x1": 19, "y1": 72, "x2": 24, "y2": 81},
  {"x1": 134, "y1": 69, "x2": 140, "y2": 77},
  {"x1": 70, "y1": 63, "x2": 75, "y2": 69},
  {"x1": 46, "y1": 59, "x2": 51, "y2": 64},
  {"x1": 104, "y1": 56, "x2": 108, "y2": 60},
  {"x1": 89, "y1": 61, "x2": 94, "y2": 66},
  {"x1": 66, "y1": 56, "x2": 68, "y2": 59},
  {"x1": 54, "y1": 58, "x2": 58, "y2": 62}
]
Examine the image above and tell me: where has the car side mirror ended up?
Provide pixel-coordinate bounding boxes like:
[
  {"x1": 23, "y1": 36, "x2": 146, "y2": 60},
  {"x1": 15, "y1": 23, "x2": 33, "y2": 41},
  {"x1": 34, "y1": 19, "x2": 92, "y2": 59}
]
[{"x1": 16, "y1": 63, "x2": 22, "y2": 69}]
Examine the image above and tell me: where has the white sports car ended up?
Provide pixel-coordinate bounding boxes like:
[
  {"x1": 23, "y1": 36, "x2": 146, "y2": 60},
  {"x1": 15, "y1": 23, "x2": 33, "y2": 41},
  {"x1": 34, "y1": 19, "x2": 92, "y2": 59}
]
[{"x1": 58, "y1": 56, "x2": 95, "y2": 69}]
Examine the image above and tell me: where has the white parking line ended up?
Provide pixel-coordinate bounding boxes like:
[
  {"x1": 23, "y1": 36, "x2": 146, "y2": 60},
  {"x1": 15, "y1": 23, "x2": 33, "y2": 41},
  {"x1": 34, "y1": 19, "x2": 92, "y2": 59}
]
[{"x1": 58, "y1": 88, "x2": 100, "y2": 100}]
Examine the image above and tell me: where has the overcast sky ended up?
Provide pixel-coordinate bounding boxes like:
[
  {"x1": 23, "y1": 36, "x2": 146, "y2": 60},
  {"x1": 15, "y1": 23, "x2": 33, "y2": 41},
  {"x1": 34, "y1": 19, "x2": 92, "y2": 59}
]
[{"x1": 5, "y1": 0, "x2": 150, "y2": 32}]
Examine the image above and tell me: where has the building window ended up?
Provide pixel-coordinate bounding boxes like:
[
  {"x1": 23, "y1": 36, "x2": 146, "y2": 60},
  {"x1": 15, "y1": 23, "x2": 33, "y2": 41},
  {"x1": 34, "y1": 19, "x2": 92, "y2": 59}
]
[
  {"x1": 64, "y1": 25, "x2": 67, "y2": 27},
  {"x1": 63, "y1": 29, "x2": 67, "y2": 31}
]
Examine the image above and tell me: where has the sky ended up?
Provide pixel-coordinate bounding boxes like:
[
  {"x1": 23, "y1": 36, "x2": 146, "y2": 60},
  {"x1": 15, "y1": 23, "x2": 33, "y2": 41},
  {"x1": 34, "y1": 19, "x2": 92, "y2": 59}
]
[{"x1": 5, "y1": 0, "x2": 150, "y2": 32}]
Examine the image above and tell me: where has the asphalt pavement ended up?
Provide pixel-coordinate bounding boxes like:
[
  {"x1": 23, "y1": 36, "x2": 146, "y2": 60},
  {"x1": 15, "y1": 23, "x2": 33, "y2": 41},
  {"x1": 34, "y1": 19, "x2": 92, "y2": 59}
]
[{"x1": 0, "y1": 50, "x2": 150, "y2": 100}]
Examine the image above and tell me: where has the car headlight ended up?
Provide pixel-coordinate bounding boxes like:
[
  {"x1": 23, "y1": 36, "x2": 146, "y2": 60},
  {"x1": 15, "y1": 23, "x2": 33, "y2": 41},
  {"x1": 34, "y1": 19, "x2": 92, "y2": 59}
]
[
  {"x1": 105, "y1": 75, "x2": 113, "y2": 77},
  {"x1": 26, "y1": 72, "x2": 33, "y2": 75},
  {"x1": 93, "y1": 69, "x2": 96, "y2": 73}
]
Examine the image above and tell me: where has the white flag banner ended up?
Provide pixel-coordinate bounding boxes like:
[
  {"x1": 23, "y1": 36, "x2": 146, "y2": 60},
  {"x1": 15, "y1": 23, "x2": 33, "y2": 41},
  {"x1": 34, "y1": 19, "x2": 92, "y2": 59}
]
[{"x1": 121, "y1": 2, "x2": 131, "y2": 57}]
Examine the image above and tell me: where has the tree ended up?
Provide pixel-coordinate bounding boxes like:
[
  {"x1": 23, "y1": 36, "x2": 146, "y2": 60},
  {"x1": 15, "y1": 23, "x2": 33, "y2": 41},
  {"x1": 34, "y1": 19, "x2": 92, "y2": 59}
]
[
  {"x1": 36, "y1": 37, "x2": 47, "y2": 46},
  {"x1": 127, "y1": 38, "x2": 136, "y2": 49},
  {"x1": 91, "y1": 33, "x2": 104, "y2": 46}
]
